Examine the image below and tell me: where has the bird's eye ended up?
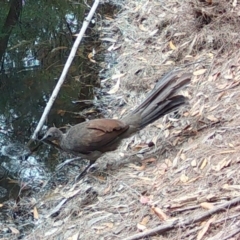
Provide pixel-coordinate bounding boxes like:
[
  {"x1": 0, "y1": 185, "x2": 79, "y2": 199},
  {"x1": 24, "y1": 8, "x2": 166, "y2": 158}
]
[{"x1": 46, "y1": 134, "x2": 52, "y2": 138}]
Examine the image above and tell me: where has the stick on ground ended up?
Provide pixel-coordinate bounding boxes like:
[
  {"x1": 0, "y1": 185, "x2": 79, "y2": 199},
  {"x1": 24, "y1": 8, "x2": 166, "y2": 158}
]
[{"x1": 124, "y1": 196, "x2": 240, "y2": 240}]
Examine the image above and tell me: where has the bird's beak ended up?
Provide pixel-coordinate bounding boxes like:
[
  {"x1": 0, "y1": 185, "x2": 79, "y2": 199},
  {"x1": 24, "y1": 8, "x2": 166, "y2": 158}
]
[{"x1": 40, "y1": 134, "x2": 47, "y2": 141}]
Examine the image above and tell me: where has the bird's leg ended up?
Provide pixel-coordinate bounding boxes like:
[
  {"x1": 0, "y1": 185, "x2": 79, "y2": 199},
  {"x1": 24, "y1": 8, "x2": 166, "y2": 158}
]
[
  {"x1": 56, "y1": 157, "x2": 82, "y2": 171},
  {"x1": 74, "y1": 150, "x2": 102, "y2": 181},
  {"x1": 75, "y1": 160, "x2": 95, "y2": 182}
]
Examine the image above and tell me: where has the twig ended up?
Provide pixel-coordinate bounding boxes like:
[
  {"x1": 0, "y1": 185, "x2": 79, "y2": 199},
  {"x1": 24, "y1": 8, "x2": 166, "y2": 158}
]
[
  {"x1": 182, "y1": 226, "x2": 203, "y2": 239},
  {"x1": 222, "y1": 227, "x2": 240, "y2": 240},
  {"x1": 123, "y1": 197, "x2": 240, "y2": 240},
  {"x1": 30, "y1": 0, "x2": 100, "y2": 141},
  {"x1": 172, "y1": 205, "x2": 200, "y2": 213},
  {"x1": 215, "y1": 212, "x2": 240, "y2": 224}
]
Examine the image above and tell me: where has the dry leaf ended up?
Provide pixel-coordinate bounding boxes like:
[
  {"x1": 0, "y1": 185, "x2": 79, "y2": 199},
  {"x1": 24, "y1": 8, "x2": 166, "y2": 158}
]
[
  {"x1": 220, "y1": 150, "x2": 236, "y2": 154},
  {"x1": 172, "y1": 136, "x2": 180, "y2": 146},
  {"x1": 103, "y1": 222, "x2": 114, "y2": 228},
  {"x1": 139, "y1": 24, "x2": 147, "y2": 31},
  {"x1": 191, "y1": 159, "x2": 197, "y2": 167},
  {"x1": 107, "y1": 78, "x2": 120, "y2": 94},
  {"x1": 93, "y1": 225, "x2": 106, "y2": 230},
  {"x1": 180, "y1": 174, "x2": 189, "y2": 183},
  {"x1": 165, "y1": 159, "x2": 172, "y2": 167},
  {"x1": 180, "y1": 153, "x2": 186, "y2": 161},
  {"x1": 200, "y1": 202, "x2": 214, "y2": 210},
  {"x1": 100, "y1": 37, "x2": 117, "y2": 43},
  {"x1": 187, "y1": 176, "x2": 202, "y2": 183},
  {"x1": 197, "y1": 216, "x2": 216, "y2": 240},
  {"x1": 172, "y1": 149, "x2": 183, "y2": 168},
  {"x1": 212, "y1": 158, "x2": 231, "y2": 171},
  {"x1": 149, "y1": 29, "x2": 158, "y2": 36},
  {"x1": 84, "y1": 109, "x2": 97, "y2": 114},
  {"x1": 152, "y1": 135, "x2": 158, "y2": 145},
  {"x1": 204, "y1": 194, "x2": 218, "y2": 202},
  {"x1": 229, "y1": 143, "x2": 234, "y2": 148},
  {"x1": 191, "y1": 110, "x2": 200, "y2": 117},
  {"x1": 174, "y1": 32, "x2": 186, "y2": 37},
  {"x1": 154, "y1": 123, "x2": 164, "y2": 129},
  {"x1": 164, "y1": 60, "x2": 175, "y2": 65},
  {"x1": 222, "y1": 184, "x2": 240, "y2": 191},
  {"x1": 202, "y1": 131, "x2": 215, "y2": 143},
  {"x1": 51, "y1": 46, "x2": 68, "y2": 52},
  {"x1": 206, "y1": 0, "x2": 213, "y2": 4},
  {"x1": 185, "y1": 143, "x2": 198, "y2": 151},
  {"x1": 140, "y1": 216, "x2": 150, "y2": 226},
  {"x1": 173, "y1": 194, "x2": 198, "y2": 203},
  {"x1": 107, "y1": 44, "x2": 115, "y2": 52},
  {"x1": 33, "y1": 206, "x2": 39, "y2": 220},
  {"x1": 45, "y1": 228, "x2": 58, "y2": 236},
  {"x1": 132, "y1": 143, "x2": 148, "y2": 151},
  {"x1": 156, "y1": 163, "x2": 168, "y2": 175},
  {"x1": 68, "y1": 232, "x2": 79, "y2": 240},
  {"x1": 169, "y1": 41, "x2": 176, "y2": 50},
  {"x1": 120, "y1": 108, "x2": 127, "y2": 116},
  {"x1": 200, "y1": 158, "x2": 208, "y2": 170},
  {"x1": 164, "y1": 129, "x2": 170, "y2": 138},
  {"x1": 151, "y1": 206, "x2": 168, "y2": 221},
  {"x1": 207, "y1": 115, "x2": 218, "y2": 122},
  {"x1": 140, "y1": 196, "x2": 151, "y2": 205},
  {"x1": 217, "y1": 82, "x2": 228, "y2": 90},
  {"x1": 223, "y1": 74, "x2": 233, "y2": 80},
  {"x1": 209, "y1": 105, "x2": 219, "y2": 112},
  {"x1": 62, "y1": 189, "x2": 81, "y2": 199},
  {"x1": 95, "y1": 175, "x2": 106, "y2": 181},
  {"x1": 111, "y1": 73, "x2": 126, "y2": 79},
  {"x1": 137, "y1": 223, "x2": 147, "y2": 231},
  {"x1": 168, "y1": 203, "x2": 185, "y2": 209},
  {"x1": 193, "y1": 69, "x2": 207, "y2": 76},
  {"x1": 9, "y1": 227, "x2": 20, "y2": 234},
  {"x1": 103, "y1": 184, "x2": 112, "y2": 195},
  {"x1": 137, "y1": 57, "x2": 147, "y2": 62},
  {"x1": 88, "y1": 51, "x2": 96, "y2": 63},
  {"x1": 128, "y1": 163, "x2": 146, "y2": 171},
  {"x1": 142, "y1": 157, "x2": 156, "y2": 163},
  {"x1": 57, "y1": 109, "x2": 66, "y2": 116}
]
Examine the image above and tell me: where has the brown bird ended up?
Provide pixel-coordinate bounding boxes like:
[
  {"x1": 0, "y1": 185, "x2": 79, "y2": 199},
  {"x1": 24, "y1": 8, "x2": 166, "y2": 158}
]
[{"x1": 42, "y1": 70, "x2": 191, "y2": 178}]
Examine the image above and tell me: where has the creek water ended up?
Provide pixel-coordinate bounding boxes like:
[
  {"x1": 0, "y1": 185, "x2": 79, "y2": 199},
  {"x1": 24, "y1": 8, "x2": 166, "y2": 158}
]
[{"x1": 0, "y1": 56, "x2": 99, "y2": 201}]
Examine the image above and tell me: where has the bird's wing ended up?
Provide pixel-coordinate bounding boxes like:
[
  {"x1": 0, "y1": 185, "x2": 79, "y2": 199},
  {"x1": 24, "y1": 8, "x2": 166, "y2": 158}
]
[
  {"x1": 87, "y1": 118, "x2": 128, "y2": 132},
  {"x1": 84, "y1": 119, "x2": 129, "y2": 149}
]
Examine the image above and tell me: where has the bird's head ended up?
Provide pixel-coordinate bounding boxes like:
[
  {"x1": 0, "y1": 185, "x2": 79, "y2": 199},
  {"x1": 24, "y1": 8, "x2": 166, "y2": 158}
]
[{"x1": 41, "y1": 127, "x2": 63, "y2": 142}]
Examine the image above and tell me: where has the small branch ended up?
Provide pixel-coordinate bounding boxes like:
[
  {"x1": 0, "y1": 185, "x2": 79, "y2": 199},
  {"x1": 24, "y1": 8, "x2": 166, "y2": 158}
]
[
  {"x1": 222, "y1": 227, "x2": 240, "y2": 240},
  {"x1": 215, "y1": 212, "x2": 240, "y2": 224},
  {"x1": 31, "y1": 0, "x2": 100, "y2": 141},
  {"x1": 123, "y1": 197, "x2": 240, "y2": 240}
]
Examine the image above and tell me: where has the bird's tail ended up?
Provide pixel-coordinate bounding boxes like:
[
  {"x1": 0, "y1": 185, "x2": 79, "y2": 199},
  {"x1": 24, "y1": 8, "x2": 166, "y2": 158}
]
[{"x1": 122, "y1": 70, "x2": 191, "y2": 130}]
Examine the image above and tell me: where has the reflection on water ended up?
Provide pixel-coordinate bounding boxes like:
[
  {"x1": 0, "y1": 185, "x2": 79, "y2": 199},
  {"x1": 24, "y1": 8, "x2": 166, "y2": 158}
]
[
  {"x1": 0, "y1": 60, "x2": 98, "y2": 201},
  {"x1": 1, "y1": 143, "x2": 47, "y2": 190},
  {"x1": 0, "y1": 44, "x2": 100, "y2": 204},
  {"x1": 1, "y1": 143, "x2": 30, "y2": 159}
]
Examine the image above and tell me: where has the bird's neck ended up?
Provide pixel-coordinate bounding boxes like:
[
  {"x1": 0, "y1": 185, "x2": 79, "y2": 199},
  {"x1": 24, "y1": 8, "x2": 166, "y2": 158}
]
[{"x1": 54, "y1": 129, "x2": 65, "y2": 143}]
